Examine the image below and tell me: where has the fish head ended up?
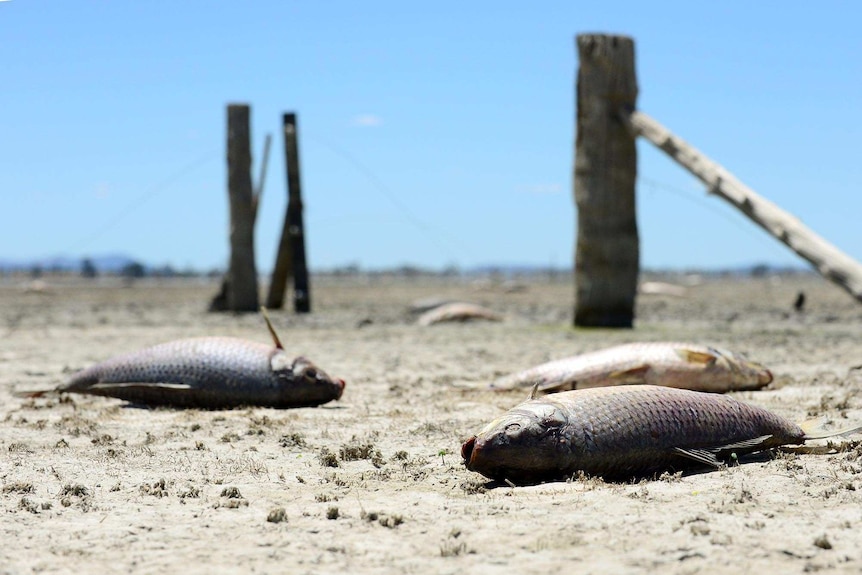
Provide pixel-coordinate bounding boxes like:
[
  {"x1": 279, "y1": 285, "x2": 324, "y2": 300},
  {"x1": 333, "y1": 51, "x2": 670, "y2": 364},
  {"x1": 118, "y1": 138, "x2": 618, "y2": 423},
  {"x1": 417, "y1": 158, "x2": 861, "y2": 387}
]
[
  {"x1": 461, "y1": 400, "x2": 570, "y2": 484},
  {"x1": 713, "y1": 348, "x2": 773, "y2": 389},
  {"x1": 270, "y1": 352, "x2": 346, "y2": 406}
]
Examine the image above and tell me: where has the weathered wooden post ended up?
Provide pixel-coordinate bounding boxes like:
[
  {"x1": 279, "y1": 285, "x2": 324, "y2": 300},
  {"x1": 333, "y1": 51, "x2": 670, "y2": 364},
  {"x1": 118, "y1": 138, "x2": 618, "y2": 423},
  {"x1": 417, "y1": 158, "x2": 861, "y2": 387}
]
[
  {"x1": 573, "y1": 33, "x2": 639, "y2": 328},
  {"x1": 266, "y1": 112, "x2": 311, "y2": 313},
  {"x1": 209, "y1": 132, "x2": 271, "y2": 312},
  {"x1": 224, "y1": 104, "x2": 259, "y2": 312}
]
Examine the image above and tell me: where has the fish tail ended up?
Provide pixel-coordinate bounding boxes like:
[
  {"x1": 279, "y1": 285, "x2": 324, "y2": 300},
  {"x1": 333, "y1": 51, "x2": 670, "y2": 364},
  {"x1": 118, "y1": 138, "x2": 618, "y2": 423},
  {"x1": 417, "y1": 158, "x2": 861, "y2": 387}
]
[{"x1": 800, "y1": 417, "x2": 862, "y2": 440}]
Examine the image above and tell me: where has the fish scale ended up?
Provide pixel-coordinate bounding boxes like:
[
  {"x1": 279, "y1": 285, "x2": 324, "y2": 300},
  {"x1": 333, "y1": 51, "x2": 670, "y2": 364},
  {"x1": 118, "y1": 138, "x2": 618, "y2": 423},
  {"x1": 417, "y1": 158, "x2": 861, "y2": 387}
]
[
  {"x1": 74, "y1": 338, "x2": 276, "y2": 390},
  {"x1": 20, "y1": 335, "x2": 345, "y2": 409},
  {"x1": 463, "y1": 385, "x2": 815, "y2": 484},
  {"x1": 489, "y1": 341, "x2": 773, "y2": 393}
]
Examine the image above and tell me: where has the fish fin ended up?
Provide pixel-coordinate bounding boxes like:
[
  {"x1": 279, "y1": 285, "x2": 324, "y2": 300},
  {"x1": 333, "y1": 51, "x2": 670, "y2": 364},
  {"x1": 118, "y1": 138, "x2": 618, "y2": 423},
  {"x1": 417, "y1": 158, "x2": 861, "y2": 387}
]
[
  {"x1": 608, "y1": 365, "x2": 650, "y2": 384},
  {"x1": 781, "y1": 444, "x2": 833, "y2": 456},
  {"x1": 260, "y1": 306, "x2": 284, "y2": 350},
  {"x1": 537, "y1": 379, "x2": 576, "y2": 393},
  {"x1": 673, "y1": 435, "x2": 775, "y2": 468},
  {"x1": 713, "y1": 435, "x2": 774, "y2": 452},
  {"x1": 89, "y1": 382, "x2": 193, "y2": 391},
  {"x1": 12, "y1": 388, "x2": 56, "y2": 399},
  {"x1": 529, "y1": 382, "x2": 540, "y2": 400},
  {"x1": 672, "y1": 448, "x2": 725, "y2": 469},
  {"x1": 800, "y1": 418, "x2": 862, "y2": 440},
  {"x1": 676, "y1": 348, "x2": 718, "y2": 366}
]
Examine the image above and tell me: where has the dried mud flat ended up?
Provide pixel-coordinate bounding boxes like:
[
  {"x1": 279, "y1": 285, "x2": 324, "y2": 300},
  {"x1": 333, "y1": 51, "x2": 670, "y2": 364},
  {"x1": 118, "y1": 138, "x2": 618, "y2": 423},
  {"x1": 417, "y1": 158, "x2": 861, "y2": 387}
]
[{"x1": 2, "y1": 273, "x2": 862, "y2": 574}]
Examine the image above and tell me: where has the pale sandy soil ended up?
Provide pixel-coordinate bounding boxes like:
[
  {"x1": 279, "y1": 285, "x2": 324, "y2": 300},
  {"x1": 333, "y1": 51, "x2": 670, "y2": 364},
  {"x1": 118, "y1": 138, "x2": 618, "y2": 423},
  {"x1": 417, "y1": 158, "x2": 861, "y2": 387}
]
[{"x1": 2, "y1": 273, "x2": 862, "y2": 574}]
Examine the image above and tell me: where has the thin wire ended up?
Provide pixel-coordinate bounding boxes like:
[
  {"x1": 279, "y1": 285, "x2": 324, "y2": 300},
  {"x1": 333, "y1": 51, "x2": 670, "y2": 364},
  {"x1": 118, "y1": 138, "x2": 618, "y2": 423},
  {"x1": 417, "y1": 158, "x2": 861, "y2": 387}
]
[
  {"x1": 305, "y1": 134, "x2": 471, "y2": 264},
  {"x1": 68, "y1": 138, "x2": 774, "y2": 267},
  {"x1": 637, "y1": 175, "x2": 773, "y2": 244},
  {"x1": 72, "y1": 148, "x2": 218, "y2": 252}
]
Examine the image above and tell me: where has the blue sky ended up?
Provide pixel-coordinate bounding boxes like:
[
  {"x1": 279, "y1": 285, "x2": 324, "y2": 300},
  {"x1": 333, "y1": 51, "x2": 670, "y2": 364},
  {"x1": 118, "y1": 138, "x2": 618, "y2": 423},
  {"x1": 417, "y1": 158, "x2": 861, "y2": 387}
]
[{"x1": 2, "y1": 2, "x2": 861, "y2": 272}]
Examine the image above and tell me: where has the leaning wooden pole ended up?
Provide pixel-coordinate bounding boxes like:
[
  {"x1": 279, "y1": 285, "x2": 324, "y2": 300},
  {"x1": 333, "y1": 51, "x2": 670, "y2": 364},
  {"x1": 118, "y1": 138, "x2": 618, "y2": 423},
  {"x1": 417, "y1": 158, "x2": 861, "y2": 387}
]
[
  {"x1": 621, "y1": 109, "x2": 862, "y2": 302},
  {"x1": 266, "y1": 113, "x2": 311, "y2": 313},
  {"x1": 221, "y1": 104, "x2": 260, "y2": 312},
  {"x1": 251, "y1": 133, "x2": 272, "y2": 223},
  {"x1": 573, "y1": 34, "x2": 640, "y2": 327}
]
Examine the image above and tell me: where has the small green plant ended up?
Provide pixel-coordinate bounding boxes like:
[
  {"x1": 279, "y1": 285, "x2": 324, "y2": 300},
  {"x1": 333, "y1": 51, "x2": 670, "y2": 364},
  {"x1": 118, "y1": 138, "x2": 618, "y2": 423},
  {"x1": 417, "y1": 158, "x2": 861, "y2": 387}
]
[{"x1": 438, "y1": 448, "x2": 451, "y2": 465}]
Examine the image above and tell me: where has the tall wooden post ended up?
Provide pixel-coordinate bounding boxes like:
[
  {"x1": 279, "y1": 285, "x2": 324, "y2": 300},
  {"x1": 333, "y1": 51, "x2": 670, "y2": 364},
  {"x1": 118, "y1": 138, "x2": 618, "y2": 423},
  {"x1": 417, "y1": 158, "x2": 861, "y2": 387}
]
[
  {"x1": 266, "y1": 113, "x2": 311, "y2": 313},
  {"x1": 225, "y1": 104, "x2": 259, "y2": 312},
  {"x1": 573, "y1": 34, "x2": 639, "y2": 328},
  {"x1": 209, "y1": 131, "x2": 271, "y2": 312}
]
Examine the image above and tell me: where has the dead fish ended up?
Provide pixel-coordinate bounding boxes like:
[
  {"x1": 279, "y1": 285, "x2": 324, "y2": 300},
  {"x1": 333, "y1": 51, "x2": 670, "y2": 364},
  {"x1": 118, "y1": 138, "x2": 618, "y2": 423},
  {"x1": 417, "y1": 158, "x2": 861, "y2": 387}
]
[
  {"x1": 408, "y1": 297, "x2": 457, "y2": 315},
  {"x1": 416, "y1": 302, "x2": 503, "y2": 326},
  {"x1": 638, "y1": 281, "x2": 688, "y2": 298},
  {"x1": 15, "y1": 310, "x2": 345, "y2": 409},
  {"x1": 489, "y1": 342, "x2": 772, "y2": 394},
  {"x1": 462, "y1": 385, "x2": 862, "y2": 484}
]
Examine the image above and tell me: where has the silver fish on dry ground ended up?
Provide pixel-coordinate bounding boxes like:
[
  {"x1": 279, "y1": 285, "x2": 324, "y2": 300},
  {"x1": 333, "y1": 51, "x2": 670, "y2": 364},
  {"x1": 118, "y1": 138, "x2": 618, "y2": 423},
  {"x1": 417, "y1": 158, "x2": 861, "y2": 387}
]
[
  {"x1": 638, "y1": 281, "x2": 688, "y2": 298},
  {"x1": 462, "y1": 385, "x2": 862, "y2": 485},
  {"x1": 489, "y1": 342, "x2": 773, "y2": 394},
  {"x1": 416, "y1": 302, "x2": 503, "y2": 326},
  {"x1": 408, "y1": 297, "x2": 457, "y2": 315},
  {"x1": 15, "y1": 311, "x2": 345, "y2": 409}
]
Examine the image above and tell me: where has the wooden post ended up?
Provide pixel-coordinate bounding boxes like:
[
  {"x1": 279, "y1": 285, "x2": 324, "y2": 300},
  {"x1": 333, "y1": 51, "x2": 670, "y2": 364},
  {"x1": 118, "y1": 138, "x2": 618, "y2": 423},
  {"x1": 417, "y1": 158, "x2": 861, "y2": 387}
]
[
  {"x1": 210, "y1": 132, "x2": 270, "y2": 312},
  {"x1": 224, "y1": 104, "x2": 259, "y2": 312},
  {"x1": 266, "y1": 113, "x2": 311, "y2": 313},
  {"x1": 621, "y1": 109, "x2": 862, "y2": 302},
  {"x1": 573, "y1": 34, "x2": 639, "y2": 327}
]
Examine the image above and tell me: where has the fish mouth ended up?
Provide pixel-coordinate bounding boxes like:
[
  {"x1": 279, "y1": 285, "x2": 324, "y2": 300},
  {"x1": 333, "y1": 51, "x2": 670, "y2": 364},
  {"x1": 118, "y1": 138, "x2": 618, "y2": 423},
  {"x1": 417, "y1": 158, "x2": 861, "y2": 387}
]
[
  {"x1": 335, "y1": 378, "x2": 346, "y2": 400},
  {"x1": 461, "y1": 436, "x2": 477, "y2": 469},
  {"x1": 759, "y1": 369, "x2": 773, "y2": 386}
]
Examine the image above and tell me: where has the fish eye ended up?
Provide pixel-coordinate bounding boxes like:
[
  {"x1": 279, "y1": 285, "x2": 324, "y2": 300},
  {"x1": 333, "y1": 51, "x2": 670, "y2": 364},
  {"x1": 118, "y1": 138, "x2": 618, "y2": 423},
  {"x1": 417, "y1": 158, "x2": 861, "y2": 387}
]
[
  {"x1": 504, "y1": 423, "x2": 522, "y2": 435},
  {"x1": 304, "y1": 368, "x2": 317, "y2": 380}
]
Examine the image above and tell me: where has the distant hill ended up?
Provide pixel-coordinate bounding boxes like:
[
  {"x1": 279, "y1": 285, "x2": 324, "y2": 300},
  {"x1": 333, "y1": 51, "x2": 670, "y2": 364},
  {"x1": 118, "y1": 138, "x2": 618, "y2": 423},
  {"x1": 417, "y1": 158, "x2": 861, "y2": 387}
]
[
  {"x1": 0, "y1": 254, "x2": 140, "y2": 273},
  {"x1": 0, "y1": 254, "x2": 811, "y2": 278}
]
